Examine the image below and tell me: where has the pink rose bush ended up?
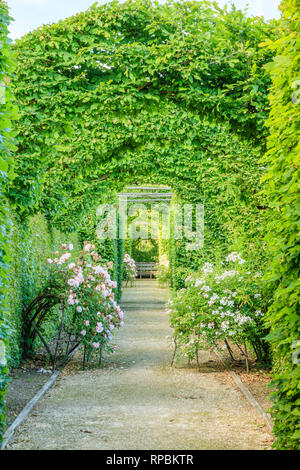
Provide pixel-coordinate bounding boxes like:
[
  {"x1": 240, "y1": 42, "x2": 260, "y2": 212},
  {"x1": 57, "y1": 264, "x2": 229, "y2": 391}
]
[
  {"x1": 123, "y1": 253, "x2": 137, "y2": 283},
  {"x1": 47, "y1": 241, "x2": 124, "y2": 359}
]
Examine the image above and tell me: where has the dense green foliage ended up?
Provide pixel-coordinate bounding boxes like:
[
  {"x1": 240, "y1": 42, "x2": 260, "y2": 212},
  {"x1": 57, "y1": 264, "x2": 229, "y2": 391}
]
[
  {"x1": 262, "y1": 0, "x2": 300, "y2": 450},
  {"x1": 132, "y1": 239, "x2": 158, "y2": 263},
  {"x1": 0, "y1": 0, "x2": 17, "y2": 445},
  {"x1": 10, "y1": 1, "x2": 276, "y2": 309},
  {"x1": 10, "y1": 0, "x2": 275, "y2": 229},
  {"x1": 6, "y1": 212, "x2": 79, "y2": 365},
  {"x1": 157, "y1": 254, "x2": 170, "y2": 286},
  {"x1": 123, "y1": 252, "x2": 137, "y2": 285}
]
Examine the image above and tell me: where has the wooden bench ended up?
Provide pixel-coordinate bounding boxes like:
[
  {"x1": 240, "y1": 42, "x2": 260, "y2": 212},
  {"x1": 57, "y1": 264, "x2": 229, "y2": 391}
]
[{"x1": 136, "y1": 262, "x2": 158, "y2": 279}]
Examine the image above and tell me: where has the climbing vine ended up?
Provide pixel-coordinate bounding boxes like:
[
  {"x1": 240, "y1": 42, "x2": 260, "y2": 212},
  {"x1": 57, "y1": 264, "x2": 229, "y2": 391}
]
[{"x1": 0, "y1": 0, "x2": 17, "y2": 445}]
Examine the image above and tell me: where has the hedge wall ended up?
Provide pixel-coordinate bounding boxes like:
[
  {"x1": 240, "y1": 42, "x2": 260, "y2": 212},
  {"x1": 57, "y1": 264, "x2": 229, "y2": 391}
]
[
  {"x1": 262, "y1": 0, "x2": 300, "y2": 450},
  {"x1": 0, "y1": 0, "x2": 17, "y2": 445},
  {"x1": 5, "y1": 211, "x2": 79, "y2": 366},
  {"x1": 78, "y1": 208, "x2": 124, "y2": 303}
]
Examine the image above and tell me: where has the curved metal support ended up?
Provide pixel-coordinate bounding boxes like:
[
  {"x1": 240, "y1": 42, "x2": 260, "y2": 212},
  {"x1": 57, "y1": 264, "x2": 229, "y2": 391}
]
[{"x1": 23, "y1": 292, "x2": 80, "y2": 370}]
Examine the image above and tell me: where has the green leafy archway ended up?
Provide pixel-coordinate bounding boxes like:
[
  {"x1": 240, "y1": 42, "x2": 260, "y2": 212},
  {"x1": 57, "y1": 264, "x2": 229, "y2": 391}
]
[
  {"x1": 11, "y1": 0, "x2": 275, "y2": 232},
  {"x1": 8, "y1": 0, "x2": 276, "y2": 331}
]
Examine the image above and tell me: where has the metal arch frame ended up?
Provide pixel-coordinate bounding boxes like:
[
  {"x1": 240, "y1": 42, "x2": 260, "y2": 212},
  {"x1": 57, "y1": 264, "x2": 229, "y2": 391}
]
[{"x1": 22, "y1": 290, "x2": 80, "y2": 370}]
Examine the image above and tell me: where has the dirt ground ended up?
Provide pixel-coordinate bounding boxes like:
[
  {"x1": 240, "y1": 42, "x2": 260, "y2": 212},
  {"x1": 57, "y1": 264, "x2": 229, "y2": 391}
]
[
  {"x1": 7, "y1": 280, "x2": 273, "y2": 450},
  {"x1": 211, "y1": 345, "x2": 273, "y2": 416}
]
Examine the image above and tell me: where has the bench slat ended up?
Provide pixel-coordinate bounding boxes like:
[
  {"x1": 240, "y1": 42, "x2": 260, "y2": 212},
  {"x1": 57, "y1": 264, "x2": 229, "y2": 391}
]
[{"x1": 136, "y1": 262, "x2": 158, "y2": 278}]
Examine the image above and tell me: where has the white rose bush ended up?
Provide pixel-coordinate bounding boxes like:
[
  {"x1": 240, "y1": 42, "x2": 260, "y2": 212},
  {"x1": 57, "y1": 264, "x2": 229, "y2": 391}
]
[
  {"x1": 168, "y1": 253, "x2": 268, "y2": 370},
  {"x1": 46, "y1": 241, "x2": 124, "y2": 363}
]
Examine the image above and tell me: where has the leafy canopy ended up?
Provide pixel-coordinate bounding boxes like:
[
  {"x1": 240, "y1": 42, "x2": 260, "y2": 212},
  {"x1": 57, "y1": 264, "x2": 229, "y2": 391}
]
[{"x1": 11, "y1": 0, "x2": 276, "y2": 229}]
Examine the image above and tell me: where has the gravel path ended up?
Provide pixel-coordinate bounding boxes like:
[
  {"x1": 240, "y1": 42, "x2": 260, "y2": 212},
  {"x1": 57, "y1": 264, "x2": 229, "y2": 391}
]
[{"x1": 8, "y1": 280, "x2": 271, "y2": 450}]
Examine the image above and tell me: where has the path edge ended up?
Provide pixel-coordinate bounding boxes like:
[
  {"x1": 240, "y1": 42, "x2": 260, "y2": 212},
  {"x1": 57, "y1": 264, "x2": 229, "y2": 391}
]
[
  {"x1": 1, "y1": 345, "x2": 80, "y2": 450},
  {"x1": 213, "y1": 348, "x2": 273, "y2": 432}
]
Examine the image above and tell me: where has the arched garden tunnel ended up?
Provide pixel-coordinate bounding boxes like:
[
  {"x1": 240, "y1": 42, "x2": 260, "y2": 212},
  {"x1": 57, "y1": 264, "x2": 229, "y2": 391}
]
[
  {"x1": 11, "y1": 0, "x2": 270, "y2": 229},
  {"x1": 2, "y1": 0, "x2": 299, "y2": 450},
  {"x1": 8, "y1": 0, "x2": 270, "y2": 376}
]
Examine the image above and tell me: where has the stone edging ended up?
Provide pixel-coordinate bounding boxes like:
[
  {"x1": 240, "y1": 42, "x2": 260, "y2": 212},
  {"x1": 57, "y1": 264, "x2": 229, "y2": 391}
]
[{"x1": 213, "y1": 348, "x2": 273, "y2": 432}]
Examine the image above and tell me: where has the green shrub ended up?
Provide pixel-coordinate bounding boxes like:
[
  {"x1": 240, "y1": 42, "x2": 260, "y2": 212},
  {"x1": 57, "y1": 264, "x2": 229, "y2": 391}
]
[{"x1": 172, "y1": 267, "x2": 194, "y2": 291}]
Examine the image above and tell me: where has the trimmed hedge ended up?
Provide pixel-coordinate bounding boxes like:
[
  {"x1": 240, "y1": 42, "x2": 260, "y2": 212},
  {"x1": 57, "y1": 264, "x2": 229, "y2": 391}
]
[
  {"x1": 5, "y1": 211, "x2": 79, "y2": 366},
  {"x1": 78, "y1": 208, "x2": 124, "y2": 303},
  {"x1": 131, "y1": 239, "x2": 158, "y2": 263},
  {"x1": 0, "y1": 0, "x2": 17, "y2": 446},
  {"x1": 262, "y1": 0, "x2": 300, "y2": 449}
]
